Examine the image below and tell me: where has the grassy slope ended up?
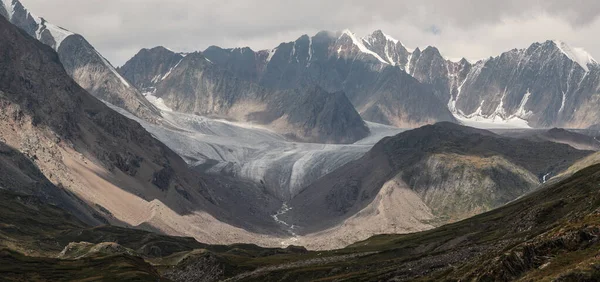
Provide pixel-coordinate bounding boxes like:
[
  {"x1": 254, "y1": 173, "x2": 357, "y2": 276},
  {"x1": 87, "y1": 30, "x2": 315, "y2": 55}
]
[
  {"x1": 2, "y1": 165, "x2": 600, "y2": 281},
  {"x1": 222, "y1": 164, "x2": 600, "y2": 281}
]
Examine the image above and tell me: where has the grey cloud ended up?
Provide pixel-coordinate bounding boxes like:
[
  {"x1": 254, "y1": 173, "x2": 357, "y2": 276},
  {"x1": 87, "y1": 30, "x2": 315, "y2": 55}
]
[{"x1": 19, "y1": 0, "x2": 600, "y2": 65}]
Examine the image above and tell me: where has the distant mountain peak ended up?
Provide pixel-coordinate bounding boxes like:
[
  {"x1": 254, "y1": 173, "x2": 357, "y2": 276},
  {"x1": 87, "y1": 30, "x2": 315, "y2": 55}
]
[
  {"x1": 338, "y1": 29, "x2": 390, "y2": 64},
  {"x1": 0, "y1": 0, "x2": 73, "y2": 50}
]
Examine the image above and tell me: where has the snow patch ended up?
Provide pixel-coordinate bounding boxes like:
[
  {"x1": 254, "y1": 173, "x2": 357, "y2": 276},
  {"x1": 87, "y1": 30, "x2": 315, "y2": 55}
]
[
  {"x1": 290, "y1": 41, "x2": 298, "y2": 63},
  {"x1": 144, "y1": 92, "x2": 172, "y2": 112},
  {"x1": 266, "y1": 48, "x2": 277, "y2": 63},
  {"x1": 454, "y1": 113, "x2": 531, "y2": 129},
  {"x1": 161, "y1": 58, "x2": 183, "y2": 80},
  {"x1": 43, "y1": 22, "x2": 73, "y2": 49},
  {"x1": 559, "y1": 91, "x2": 566, "y2": 114},
  {"x1": 452, "y1": 89, "x2": 532, "y2": 129},
  {"x1": 2, "y1": 0, "x2": 14, "y2": 20},
  {"x1": 515, "y1": 90, "x2": 533, "y2": 118},
  {"x1": 3, "y1": 1, "x2": 73, "y2": 50},
  {"x1": 307, "y1": 36, "x2": 313, "y2": 66},
  {"x1": 384, "y1": 44, "x2": 394, "y2": 66},
  {"x1": 554, "y1": 40, "x2": 597, "y2": 72}
]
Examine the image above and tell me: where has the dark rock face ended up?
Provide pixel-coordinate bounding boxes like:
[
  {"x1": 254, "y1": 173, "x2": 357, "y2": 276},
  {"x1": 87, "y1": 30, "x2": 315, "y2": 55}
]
[
  {"x1": 0, "y1": 0, "x2": 161, "y2": 123},
  {"x1": 282, "y1": 122, "x2": 592, "y2": 234},
  {"x1": 121, "y1": 49, "x2": 370, "y2": 143},
  {"x1": 202, "y1": 46, "x2": 270, "y2": 82},
  {"x1": 358, "y1": 67, "x2": 455, "y2": 127},
  {"x1": 282, "y1": 87, "x2": 370, "y2": 143},
  {"x1": 118, "y1": 46, "x2": 184, "y2": 92}
]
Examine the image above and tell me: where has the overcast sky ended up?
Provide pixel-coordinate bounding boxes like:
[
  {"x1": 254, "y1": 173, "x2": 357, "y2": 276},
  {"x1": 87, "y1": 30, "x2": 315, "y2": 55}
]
[{"x1": 20, "y1": 0, "x2": 600, "y2": 66}]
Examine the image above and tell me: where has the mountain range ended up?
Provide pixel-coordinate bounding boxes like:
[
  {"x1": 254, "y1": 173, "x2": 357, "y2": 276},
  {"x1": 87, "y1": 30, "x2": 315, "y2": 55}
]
[
  {"x1": 2, "y1": 0, "x2": 600, "y2": 280},
  {"x1": 129, "y1": 29, "x2": 600, "y2": 129}
]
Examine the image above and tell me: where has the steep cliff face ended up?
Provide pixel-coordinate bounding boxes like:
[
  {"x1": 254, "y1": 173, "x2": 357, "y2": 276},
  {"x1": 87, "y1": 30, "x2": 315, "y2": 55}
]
[
  {"x1": 0, "y1": 0, "x2": 161, "y2": 122},
  {"x1": 282, "y1": 122, "x2": 591, "y2": 235},
  {"x1": 117, "y1": 46, "x2": 185, "y2": 92}
]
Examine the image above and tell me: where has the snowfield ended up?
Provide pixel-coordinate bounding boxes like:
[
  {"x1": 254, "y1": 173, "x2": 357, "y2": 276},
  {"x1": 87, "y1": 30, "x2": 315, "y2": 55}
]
[{"x1": 106, "y1": 101, "x2": 405, "y2": 200}]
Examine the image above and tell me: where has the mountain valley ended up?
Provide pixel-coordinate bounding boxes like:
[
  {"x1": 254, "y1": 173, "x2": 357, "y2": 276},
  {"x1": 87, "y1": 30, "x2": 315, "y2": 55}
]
[{"x1": 2, "y1": 0, "x2": 600, "y2": 280}]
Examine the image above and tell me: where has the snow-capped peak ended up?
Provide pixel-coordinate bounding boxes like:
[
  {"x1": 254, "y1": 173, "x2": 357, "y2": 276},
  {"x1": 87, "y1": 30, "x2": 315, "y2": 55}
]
[
  {"x1": 552, "y1": 40, "x2": 597, "y2": 72},
  {"x1": 339, "y1": 29, "x2": 389, "y2": 64},
  {"x1": 1, "y1": 0, "x2": 74, "y2": 50},
  {"x1": 362, "y1": 30, "x2": 414, "y2": 52},
  {"x1": 1, "y1": 0, "x2": 15, "y2": 20},
  {"x1": 40, "y1": 20, "x2": 74, "y2": 49}
]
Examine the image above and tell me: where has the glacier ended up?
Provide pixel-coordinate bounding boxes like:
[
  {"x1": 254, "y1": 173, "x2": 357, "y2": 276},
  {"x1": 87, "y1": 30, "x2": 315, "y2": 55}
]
[{"x1": 106, "y1": 98, "x2": 404, "y2": 200}]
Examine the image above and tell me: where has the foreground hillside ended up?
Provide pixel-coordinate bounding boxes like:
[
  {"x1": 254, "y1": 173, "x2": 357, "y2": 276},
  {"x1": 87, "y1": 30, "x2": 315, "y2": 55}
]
[
  {"x1": 221, "y1": 163, "x2": 600, "y2": 281},
  {"x1": 2, "y1": 151, "x2": 600, "y2": 281},
  {"x1": 275, "y1": 122, "x2": 591, "y2": 249}
]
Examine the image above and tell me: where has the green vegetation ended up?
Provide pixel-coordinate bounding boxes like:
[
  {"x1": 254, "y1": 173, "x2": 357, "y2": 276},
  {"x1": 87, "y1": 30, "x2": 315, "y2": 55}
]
[{"x1": 2, "y1": 165, "x2": 600, "y2": 281}]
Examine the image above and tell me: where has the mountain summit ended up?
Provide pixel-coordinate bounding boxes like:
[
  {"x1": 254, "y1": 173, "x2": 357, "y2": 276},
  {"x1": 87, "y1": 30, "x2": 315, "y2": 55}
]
[{"x1": 0, "y1": 0, "x2": 161, "y2": 122}]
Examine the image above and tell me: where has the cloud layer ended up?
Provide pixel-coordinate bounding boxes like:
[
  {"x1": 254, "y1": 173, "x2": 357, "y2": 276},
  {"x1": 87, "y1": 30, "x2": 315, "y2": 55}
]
[{"x1": 20, "y1": 0, "x2": 600, "y2": 66}]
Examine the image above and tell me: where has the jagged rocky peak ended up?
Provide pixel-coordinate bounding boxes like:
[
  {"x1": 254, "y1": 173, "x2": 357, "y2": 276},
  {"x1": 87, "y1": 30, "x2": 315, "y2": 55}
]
[
  {"x1": 202, "y1": 45, "x2": 271, "y2": 82},
  {"x1": 364, "y1": 29, "x2": 398, "y2": 44},
  {"x1": 362, "y1": 30, "x2": 412, "y2": 67},
  {"x1": 0, "y1": 0, "x2": 161, "y2": 122},
  {"x1": 118, "y1": 46, "x2": 184, "y2": 90},
  {"x1": 334, "y1": 29, "x2": 390, "y2": 64},
  {"x1": 334, "y1": 29, "x2": 413, "y2": 67},
  {"x1": 0, "y1": 0, "x2": 73, "y2": 51}
]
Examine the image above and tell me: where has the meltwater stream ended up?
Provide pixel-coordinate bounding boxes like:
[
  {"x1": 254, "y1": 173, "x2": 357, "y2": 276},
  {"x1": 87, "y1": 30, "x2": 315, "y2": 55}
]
[{"x1": 271, "y1": 203, "x2": 300, "y2": 245}]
